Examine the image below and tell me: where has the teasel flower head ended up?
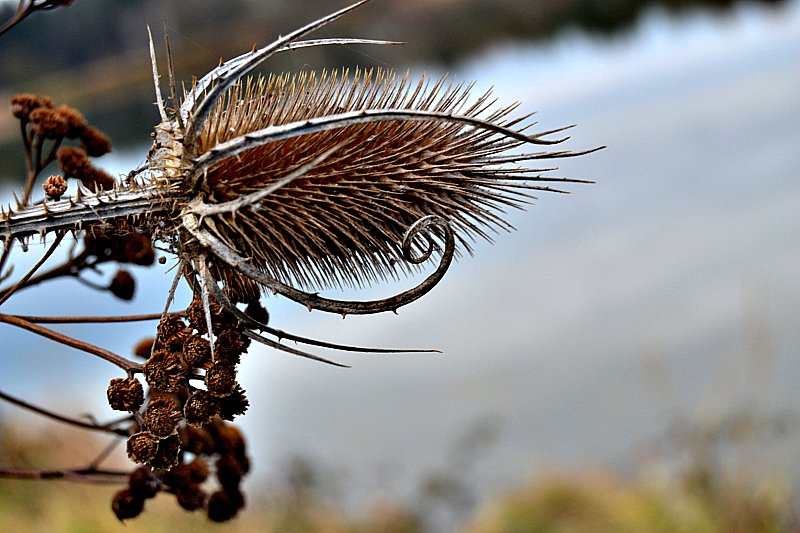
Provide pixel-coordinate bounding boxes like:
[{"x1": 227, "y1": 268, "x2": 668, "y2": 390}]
[{"x1": 117, "y1": 0, "x2": 599, "y2": 330}]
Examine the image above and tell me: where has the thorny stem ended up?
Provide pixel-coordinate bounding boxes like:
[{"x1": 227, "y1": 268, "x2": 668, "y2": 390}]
[
  {"x1": 0, "y1": 388, "x2": 130, "y2": 437},
  {"x1": 0, "y1": 313, "x2": 141, "y2": 372}
]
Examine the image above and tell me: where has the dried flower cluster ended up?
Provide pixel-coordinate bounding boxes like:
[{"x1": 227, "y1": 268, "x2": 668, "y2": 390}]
[
  {"x1": 103, "y1": 298, "x2": 251, "y2": 520},
  {"x1": 0, "y1": 0, "x2": 598, "y2": 523}
]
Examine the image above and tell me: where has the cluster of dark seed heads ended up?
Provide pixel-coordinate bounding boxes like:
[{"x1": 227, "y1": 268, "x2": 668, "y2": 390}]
[
  {"x1": 10, "y1": 93, "x2": 113, "y2": 192},
  {"x1": 106, "y1": 296, "x2": 252, "y2": 521}
]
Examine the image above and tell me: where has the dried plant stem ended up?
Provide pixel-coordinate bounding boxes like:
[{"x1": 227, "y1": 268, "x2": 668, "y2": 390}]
[
  {"x1": 0, "y1": 230, "x2": 64, "y2": 306},
  {"x1": 1, "y1": 185, "x2": 186, "y2": 243},
  {"x1": 0, "y1": 467, "x2": 129, "y2": 483},
  {"x1": 11, "y1": 311, "x2": 183, "y2": 323},
  {"x1": 0, "y1": 388, "x2": 130, "y2": 436},
  {"x1": 0, "y1": 313, "x2": 141, "y2": 372}
]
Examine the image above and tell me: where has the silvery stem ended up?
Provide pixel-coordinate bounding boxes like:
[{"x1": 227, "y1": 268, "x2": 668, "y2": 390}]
[{"x1": 0, "y1": 185, "x2": 185, "y2": 243}]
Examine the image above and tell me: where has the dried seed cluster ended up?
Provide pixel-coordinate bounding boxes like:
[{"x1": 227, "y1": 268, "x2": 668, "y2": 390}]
[
  {"x1": 108, "y1": 294, "x2": 250, "y2": 521},
  {"x1": 9, "y1": 92, "x2": 114, "y2": 192}
]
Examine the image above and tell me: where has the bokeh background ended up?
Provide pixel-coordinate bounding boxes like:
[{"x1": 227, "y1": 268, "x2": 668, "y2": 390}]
[{"x1": 0, "y1": 0, "x2": 798, "y2": 530}]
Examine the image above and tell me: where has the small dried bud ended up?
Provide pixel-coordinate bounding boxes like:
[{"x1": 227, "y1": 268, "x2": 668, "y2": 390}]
[
  {"x1": 29, "y1": 107, "x2": 68, "y2": 138},
  {"x1": 205, "y1": 363, "x2": 237, "y2": 397},
  {"x1": 214, "y1": 328, "x2": 248, "y2": 366},
  {"x1": 54, "y1": 104, "x2": 87, "y2": 138},
  {"x1": 209, "y1": 419, "x2": 246, "y2": 458},
  {"x1": 42, "y1": 175, "x2": 67, "y2": 200},
  {"x1": 182, "y1": 335, "x2": 211, "y2": 368},
  {"x1": 128, "y1": 467, "x2": 159, "y2": 499},
  {"x1": 143, "y1": 349, "x2": 187, "y2": 392},
  {"x1": 111, "y1": 488, "x2": 145, "y2": 521},
  {"x1": 217, "y1": 386, "x2": 249, "y2": 421},
  {"x1": 176, "y1": 484, "x2": 208, "y2": 511},
  {"x1": 245, "y1": 301, "x2": 270, "y2": 326},
  {"x1": 57, "y1": 146, "x2": 90, "y2": 179},
  {"x1": 109, "y1": 269, "x2": 135, "y2": 300},
  {"x1": 122, "y1": 233, "x2": 156, "y2": 266},
  {"x1": 133, "y1": 337, "x2": 154, "y2": 359},
  {"x1": 187, "y1": 457, "x2": 210, "y2": 484},
  {"x1": 207, "y1": 489, "x2": 242, "y2": 522},
  {"x1": 80, "y1": 126, "x2": 112, "y2": 156},
  {"x1": 81, "y1": 165, "x2": 116, "y2": 191},
  {"x1": 144, "y1": 396, "x2": 182, "y2": 437},
  {"x1": 184, "y1": 390, "x2": 219, "y2": 426},
  {"x1": 158, "y1": 315, "x2": 187, "y2": 344},
  {"x1": 10, "y1": 93, "x2": 52, "y2": 120},
  {"x1": 215, "y1": 455, "x2": 244, "y2": 490},
  {"x1": 126, "y1": 431, "x2": 160, "y2": 464},
  {"x1": 106, "y1": 377, "x2": 144, "y2": 412},
  {"x1": 149, "y1": 434, "x2": 181, "y2": 470},
  {"x1": 178, "y1": 424, "x2": 217, "y2": 456}
]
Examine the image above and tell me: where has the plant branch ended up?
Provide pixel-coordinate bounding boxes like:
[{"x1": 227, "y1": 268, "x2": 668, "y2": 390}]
[
  {"x1": 0, "y1": 313, "x2": 142, "y2": 372},
  {"x1": 0, "y1": 388, "x2": 131, "y2": 436}
]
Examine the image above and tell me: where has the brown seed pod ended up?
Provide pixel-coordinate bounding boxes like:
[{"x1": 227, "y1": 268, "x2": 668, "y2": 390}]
[
  {"x1": 126, "y1": 431, "x2": 160, "y2": 464},
  {"x1": 149, "y1": 434, "x2": 182, "y2": 470},
  {"x1": 9, "y1": 93, "x2": 52, "y2": 120},
  {"x1": 144, "y1": 396, "x2": 182, "y2": 437},
  {"x1": 42, "y1": 175, "x2": 67, "y2": 200},
  {"x1": 182, "y1": 334, "x2": 212, "y2": 368},
  {"x1": 106, "y1": 377, "x2": 144, "y2": 412},
  {"x1": 109, "y1": 270, "x2": 136, "y2": 301},
  {"x1": 184, "y1": 389, "x2": 219, "y2": 426},
  {"x1": 143, "y1": 349, "x2": 187, "y2": 392},
  {"x1": 111, "y1": 488, "x2": 145, "y2": 521}
]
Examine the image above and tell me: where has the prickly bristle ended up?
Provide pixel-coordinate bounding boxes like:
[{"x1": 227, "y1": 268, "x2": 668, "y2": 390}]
[{"x1": 196, "y1": 68, "x2": 575, "y2": 290}]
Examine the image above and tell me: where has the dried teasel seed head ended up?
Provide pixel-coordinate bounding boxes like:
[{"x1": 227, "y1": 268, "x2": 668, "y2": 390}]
[
  {"x1": 109, "y1": 269, "x2": 136, "y2": 300},
  {"x1": 42, "y1": 174, "x2": 67, "y2": 200},
  {"x1": 10, "y1": 93, "x2": 52, "y2": 120},
  {"x1": 144, "y1": 395, "x2": 183, "y2": 437},
  {"x1": 111, "y1": 488, "x2": 145, "y2": 521},
  {"x1": 80, "y1": 125, "x2": 112, "y2": 156},
  {"x1": 143, "y1": 349, "x2": 187, "y2": 392},
  {"x1": 184, "y1": 390, "x2": 219, "y2": 426},
  {"x1": 149, "y1": 434, "x2": 182, "y2": 470},
  {"x1": 29, "y1": 107, "x2": 68, "y2": 139},
  {"x1": 126, "y1": 431, "x2": 160, "y2": 464},
  {"x1": 182, "y1": 335, "x2": 212, "y2": 368},
  {"x1": 107, "y1": 377, "x2": 144, "y2": 412},
  {"x1": 181, "y1": 68, "x2": 591, "y2": 292},
  {"x1": 205, "y1": 362, "x2": 237, "y2": 397}
]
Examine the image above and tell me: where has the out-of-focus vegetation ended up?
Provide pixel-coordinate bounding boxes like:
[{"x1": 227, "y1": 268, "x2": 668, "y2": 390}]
[{"x1": 1, "y1": 408, "x2": 796, "y2": 532}]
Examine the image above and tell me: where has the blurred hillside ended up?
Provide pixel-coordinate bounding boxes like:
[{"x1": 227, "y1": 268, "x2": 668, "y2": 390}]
[{"x1": 0, "y1": 0, "x2": 787, "y2": 170}]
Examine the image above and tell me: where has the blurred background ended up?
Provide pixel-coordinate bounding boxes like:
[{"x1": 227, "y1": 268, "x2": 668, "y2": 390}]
[{"x1": 0, "y1": 0, "x2": 798, "y2": 530}]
